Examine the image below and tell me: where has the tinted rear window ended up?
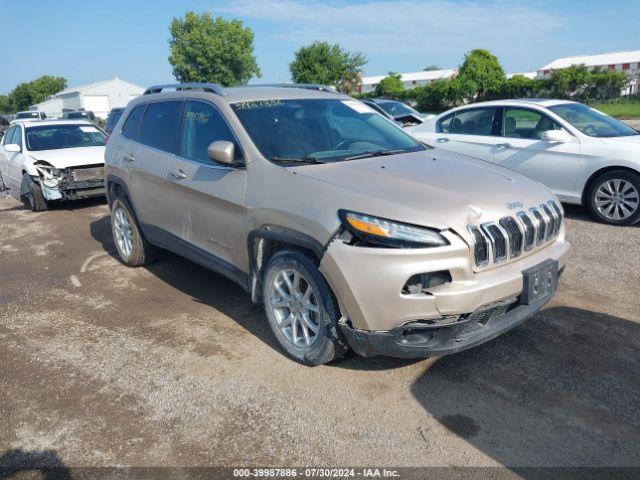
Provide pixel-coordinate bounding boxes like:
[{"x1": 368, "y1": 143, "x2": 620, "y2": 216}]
[
  {"x1": 121, "y1": 105, "x2": 146, "y2": 141},
  {"x1": 140, "y1": 101, "x2": 182, "y2": 152}
]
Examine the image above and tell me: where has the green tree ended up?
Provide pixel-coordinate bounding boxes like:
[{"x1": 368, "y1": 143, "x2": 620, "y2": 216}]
[
  {"x1": 8, "y1": 75, "x2": 67, "y2": 112},
  {"x1": 457, "y1": 49, "x2": 506, "y2": 101},
  {"x1": 168, "y1": 11, "x2": 261, "y2": 86},
  {"x1": 0, "y1": 95, "x2": 11, "y2": 113},
  {"x1": 289, "y1": 41, "x2": 367, "y2": 94},
  {"x1": 548, "y1": 65, "x2": 591, "y2": 100},
  {"x1": 374, "y1": 73, "x2": 404, "y2": 98},
  {"x1": 423, "y1": 65, "x2": 441, "y2": 71},
  {"x1": 587, "y1": 68, "x2": 628, "y2": 101}
]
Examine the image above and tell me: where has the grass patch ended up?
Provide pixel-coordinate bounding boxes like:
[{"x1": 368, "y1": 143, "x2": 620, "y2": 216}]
[{"x1": 590, "y1": 99, "x2": 640, "y2": 119}]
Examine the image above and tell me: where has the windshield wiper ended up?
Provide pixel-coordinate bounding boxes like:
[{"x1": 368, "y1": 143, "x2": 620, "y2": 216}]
[
  {"x1": 342, "y1": 149, "x2": 407, "y2": 161},
  {"x1": 270, "y1": 156, "x2": 325, "y2": 164}
]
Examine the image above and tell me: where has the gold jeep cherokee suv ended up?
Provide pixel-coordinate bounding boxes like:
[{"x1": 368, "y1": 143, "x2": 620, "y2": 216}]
[{"x1": 104, "y1": 83, "x2": 570, "y2": 365}]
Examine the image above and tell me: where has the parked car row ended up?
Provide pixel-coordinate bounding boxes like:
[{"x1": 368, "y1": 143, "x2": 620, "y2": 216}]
[
  {"x1": 2, "y1": 83, "x2": 637, "y2": 366},
  {"x1": 409, "y1": 99, "x2": 640, "y2": 225}
]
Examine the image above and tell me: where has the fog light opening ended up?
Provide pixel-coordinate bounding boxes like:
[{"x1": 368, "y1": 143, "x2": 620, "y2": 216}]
[{"x1": 402, "y1": 271, "x2": 452, "y2": 295}]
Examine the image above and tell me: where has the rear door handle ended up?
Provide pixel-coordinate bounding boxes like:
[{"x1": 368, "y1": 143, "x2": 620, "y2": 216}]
[
  {"x1": 170, "y1": 168, "x2": 187, "y2": 180},
  {"x1": 436, "y1": 137, "x2": 449, "y2": 143},
  {"x1": 495, "y1": 143, "x2": 511, "y2": 150},
  {"x1": 122, "y1": 153, "x2": 135, "y2": 162}
]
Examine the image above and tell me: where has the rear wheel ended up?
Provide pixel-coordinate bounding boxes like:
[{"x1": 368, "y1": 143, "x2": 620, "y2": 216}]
[
  {"x1": 111, "y1": 197, "x2": 156, "y2": 267},
  {"x1": 263, "y1": 250, "x2": 349, "y2": 366},
  {"x1": 21, "y1": 173, "x2": 48, "y2": 212},
  {"x1": 588, "y1": 170, "x2": 640, "y2": 225}
]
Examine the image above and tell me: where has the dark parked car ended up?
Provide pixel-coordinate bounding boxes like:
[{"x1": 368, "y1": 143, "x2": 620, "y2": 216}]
[
  {"x1": 63, "y1": 110, "x2": 96, "y2": 122},
  {"x1": 104, "y1": 108, "x2": 125, "y2": 135},
  {"x1": 363, "y1": 99, "x2": 430, "y2": 127},
  {"x1": 0, "y1": 116, "x2": 10, "y2": 139}
]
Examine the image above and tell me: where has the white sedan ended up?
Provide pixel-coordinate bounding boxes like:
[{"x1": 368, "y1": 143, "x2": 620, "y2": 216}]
[
  {"x1": 0, "y1": 120, "x2": 106, "y2": 211},
  {"x1": 408, "y1": 99, "x2": 640, "y2": 225}
]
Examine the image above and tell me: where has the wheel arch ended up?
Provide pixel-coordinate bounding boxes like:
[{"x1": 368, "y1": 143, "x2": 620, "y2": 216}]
[
  {"x1": 581, "y1": 165, "x2": 640, "y2": 206},
  {"x1": 247, "y1": 226, "x2": 326, "y2": 304}
]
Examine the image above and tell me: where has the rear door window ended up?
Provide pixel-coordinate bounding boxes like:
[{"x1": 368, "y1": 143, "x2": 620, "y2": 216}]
[
  {"x1": 122, "y1": 104, "x2": 146, "y2": 141},
  {"x1": 502, "y1": 107, "x2": 562, "y2": 139},
  {"x1": 140, "y1": 101, "x2": 182, "y2": 153},
  {"x1": 179, "y1": 101, "x2": 240, "y2": 164},
  {"x1": 450, "y1": 108, "x2": 498, "y2": 136}
]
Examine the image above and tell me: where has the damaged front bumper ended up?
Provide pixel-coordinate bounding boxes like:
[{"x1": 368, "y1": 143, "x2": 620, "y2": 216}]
[{"x1": 34, "y1": 164, "x2": 105, "y2": 201}]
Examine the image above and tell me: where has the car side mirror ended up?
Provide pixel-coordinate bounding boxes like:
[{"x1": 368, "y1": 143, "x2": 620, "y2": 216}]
[
  {"x1": 541, "y1": 130, "x2": 571, "y2": 143},
  {"x1": 207, "y1": 140, "x2": 241, "y2": 167},
  {"x1": 4, "y1": 143, "x2": 21, "y2": 153}
]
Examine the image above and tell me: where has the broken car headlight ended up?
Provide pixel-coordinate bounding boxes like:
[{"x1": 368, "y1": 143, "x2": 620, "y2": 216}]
[
  {"x1": 338, "y1": 210, "x2": 449, "y2": 248},
  {"x1": 34, "y1": 164, "x2": 62, "y2": 188}
]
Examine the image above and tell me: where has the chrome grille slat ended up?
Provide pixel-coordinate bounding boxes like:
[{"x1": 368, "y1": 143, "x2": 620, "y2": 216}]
[
  {"x1": 469, "y1": 199, "x2": 563, "y2": 268},
  {"x1": 467, "y1": 225, "x2": 489, "y2": 267},
  {"x1": 530, "y1": 208, "x2": 547, "y2": 245},
  {"x1": 516, "y1": 211, "x2": 535, "y2": 251},
  {"x1": 481, "y1": 222, "x2": 508, "y2": 263},
  {"x1": 499, "y1": 216, "x2": 523, "y2": 258}
]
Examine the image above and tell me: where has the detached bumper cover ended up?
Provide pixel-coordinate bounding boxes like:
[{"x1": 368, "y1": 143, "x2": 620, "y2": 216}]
[{"x1": 338, "y1": 285, "x2": 556, "y2": 359}]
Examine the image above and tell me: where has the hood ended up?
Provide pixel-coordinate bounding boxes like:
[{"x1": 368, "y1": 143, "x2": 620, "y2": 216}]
[
  {"x1": 599, "y1": 134, "x2": 640, "y2": 147},
  {"x1": 29, "y1": 146, "x2": 105, "y2": 168},
  {"x1": 294, "y1": 149, "x2": 555, "y2": 239}
]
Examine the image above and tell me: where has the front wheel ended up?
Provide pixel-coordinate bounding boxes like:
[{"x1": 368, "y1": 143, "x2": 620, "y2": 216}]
[
  {"x1": 21, "y1": 173, "x2": 48, "y2": 212},
  {"x1": 262, "y1": 250, "x2": 349, "y2": 366},
  {"x1": 588, "y1": 170, "x2": 640, "y2": 225}
]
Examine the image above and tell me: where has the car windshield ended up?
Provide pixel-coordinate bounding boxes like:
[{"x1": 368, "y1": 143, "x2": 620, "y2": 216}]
[
  {"x1": 377, "y1": 101, "x2": 420, "y2": 118},
  {"x1": 549, "y1": 103, "x2": 638, "y2": 137},
  {"x1": 15, "y1": 112, "x2": 39, "y2": 119},
  {"x1": 231, "y1": 98, "x2": 424, "y2": 163},
  {"x1": 26, "y1": 124, "x2": 106, "y2": 151}
]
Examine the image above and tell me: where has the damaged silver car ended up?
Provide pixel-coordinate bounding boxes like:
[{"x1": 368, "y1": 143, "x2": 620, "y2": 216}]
[{"x1": 0, "y1": 120, "x2": 106, "y2": 211}]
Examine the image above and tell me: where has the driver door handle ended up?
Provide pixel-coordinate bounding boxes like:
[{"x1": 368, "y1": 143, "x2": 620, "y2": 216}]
[
  {"x1": 170, "y1": 168, "x2": 187, "y2": 180},
  {"x1": 436, "y1": 137, "x2": 449, "y2": 143},
  {"x1": 495, "y1": 143, "x2": 511, "y2": 150},
  {"x1": 122, "y1": 153, "x2": 135, "y2": 162}
]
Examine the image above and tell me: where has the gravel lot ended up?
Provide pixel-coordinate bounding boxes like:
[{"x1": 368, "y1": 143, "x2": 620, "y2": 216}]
[{"x1": 1, "y1": 195, "x2": 639, "y2": 474}]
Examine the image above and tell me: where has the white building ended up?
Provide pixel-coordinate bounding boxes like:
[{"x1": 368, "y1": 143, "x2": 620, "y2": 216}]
[
  {"x1": 31, "y1": 77, "x2": 144, "y2": 119},
  {"x1": 359, "y1": 69, "x2": 457, "y2": 94},
  {"x1": 537, "y1": 50, "x2": 640, "y2": 94}
]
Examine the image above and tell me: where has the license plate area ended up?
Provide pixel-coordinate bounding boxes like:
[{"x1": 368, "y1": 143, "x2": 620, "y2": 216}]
[{"x1": 520, "y1": 259, "x2": 558, "y2": 305}]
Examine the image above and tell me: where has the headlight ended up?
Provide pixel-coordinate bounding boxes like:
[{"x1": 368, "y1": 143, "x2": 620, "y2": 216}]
[{"x1": 338, "y1": 210, "x2": 449, "y2": 248}]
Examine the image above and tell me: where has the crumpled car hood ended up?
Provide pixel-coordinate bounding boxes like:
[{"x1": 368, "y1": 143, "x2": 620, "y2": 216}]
[{"x1": 30, "y1": 146, "x2": 105, "y2": 168}]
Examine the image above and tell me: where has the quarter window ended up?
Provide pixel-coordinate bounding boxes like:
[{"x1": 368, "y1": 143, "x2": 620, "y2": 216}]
[
  {"x1": 180, "y1": 101, "x2": 240, "y2": 164},
  {"x1": 502, "y1": 108, "x2": 561, "y2": 139},
  {"x1": 449, "y1": 108, "x2": 498, "y2": 136},
  {"x1": 3, "y1": 126, "x2": 16, "y2": 145},
  {"x1": 439, "y1": 114, "x2": 454, "y2": 133},
  {"x1": 140, "y1": 101, "x2": 182, "y2": 152},
  {"x1": 122, "y1": 104, "x2": 146, "y2": 141}
]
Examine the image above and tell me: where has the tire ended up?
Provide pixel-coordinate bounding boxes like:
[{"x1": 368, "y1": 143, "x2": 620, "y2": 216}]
[
  {"x1": 262, "y1": 250, "x2": 349, "y2": 366},
  {"x1": 21, "y1": 173, "x2": 48, "y2": 212},
  {"x1": 587, "y1": 170, "x2": 640, "y2": 225},
  {"x1": 0, "y1": 171, "x2": 6, "y2": 192},
  {"x1": 110, "y1": 197, "x2": 156, "y2": 267}
]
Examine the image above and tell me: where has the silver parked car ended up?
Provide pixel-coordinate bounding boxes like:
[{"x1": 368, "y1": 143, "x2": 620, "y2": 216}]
[{"x1": 104, "y1": 83, "x2": 569, "y2": 365}]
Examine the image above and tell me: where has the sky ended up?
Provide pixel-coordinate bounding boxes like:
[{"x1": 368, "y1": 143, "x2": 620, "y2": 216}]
[{"x1": 1, "y1": 0, "x2": 639, "y2": 94}]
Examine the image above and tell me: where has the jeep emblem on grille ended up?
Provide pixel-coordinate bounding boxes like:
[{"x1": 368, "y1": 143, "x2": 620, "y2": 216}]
[{"x1": 506, "y1": 201, "x2": 524, "y2": 210}]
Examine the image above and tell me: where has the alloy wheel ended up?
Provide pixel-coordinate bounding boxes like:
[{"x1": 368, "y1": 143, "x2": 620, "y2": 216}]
[
  {"x1": 594, "y1": 178, "x2": 639, "y2": 221},
  {"x1": 269, "y1": 268, "x2": 321, "y2": 348},
  {"x1": 114, "y1": 207, "x2": 133, "y2": 257}
]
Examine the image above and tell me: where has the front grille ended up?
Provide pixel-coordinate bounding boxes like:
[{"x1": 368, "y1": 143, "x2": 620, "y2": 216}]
[
  {"x1": 481, "y1": 223, "x2": 507, "y2": 262},
  {"x1": 469, "y1": 199, "x2": 562, "y2": 268},
  {"x1": 499, "y1": 216, "x2": 523, "y2": 258}
]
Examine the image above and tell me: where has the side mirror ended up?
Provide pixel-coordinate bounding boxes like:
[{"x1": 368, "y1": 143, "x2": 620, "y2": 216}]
[
  {"x1": 207, "y1": 140, "x2": 241, "y2": 166},
  {"x1": 541, "y1": 130, "x2": 571, "y2": 143},
  {"x1": 4, "y1": 143, "x2": 21, "y2": 153}
]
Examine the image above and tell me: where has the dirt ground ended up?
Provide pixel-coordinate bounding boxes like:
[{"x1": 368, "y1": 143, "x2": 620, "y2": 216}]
[{"x1": 1, "y1": 195, "x2": 639, "y2": 474}]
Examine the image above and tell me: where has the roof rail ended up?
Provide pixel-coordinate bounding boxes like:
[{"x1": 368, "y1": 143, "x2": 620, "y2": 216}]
[
  {"x1": 248, "y1": 83, "x2": 338, "y2": 94},
  {"x1": 143, "y1": 83, "x2": 225, "y2": 96}
]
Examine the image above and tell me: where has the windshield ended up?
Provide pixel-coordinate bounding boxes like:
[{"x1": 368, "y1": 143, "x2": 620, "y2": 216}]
[
  {"x1": 231, "y1": 99, "x2": 424, "y2": 163},
  {"x1": 15, "y1": 112, "x2": 39, "y2": 119},
  {"x1": 549, "y1": 103, "x2": 638, "y2": 137},
  {"x1": 26, "y1": 124, "x2": 106, "y2": 151},
  {"x1": 377, "y1": 101, "x2": 420, "y2": 118}
]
